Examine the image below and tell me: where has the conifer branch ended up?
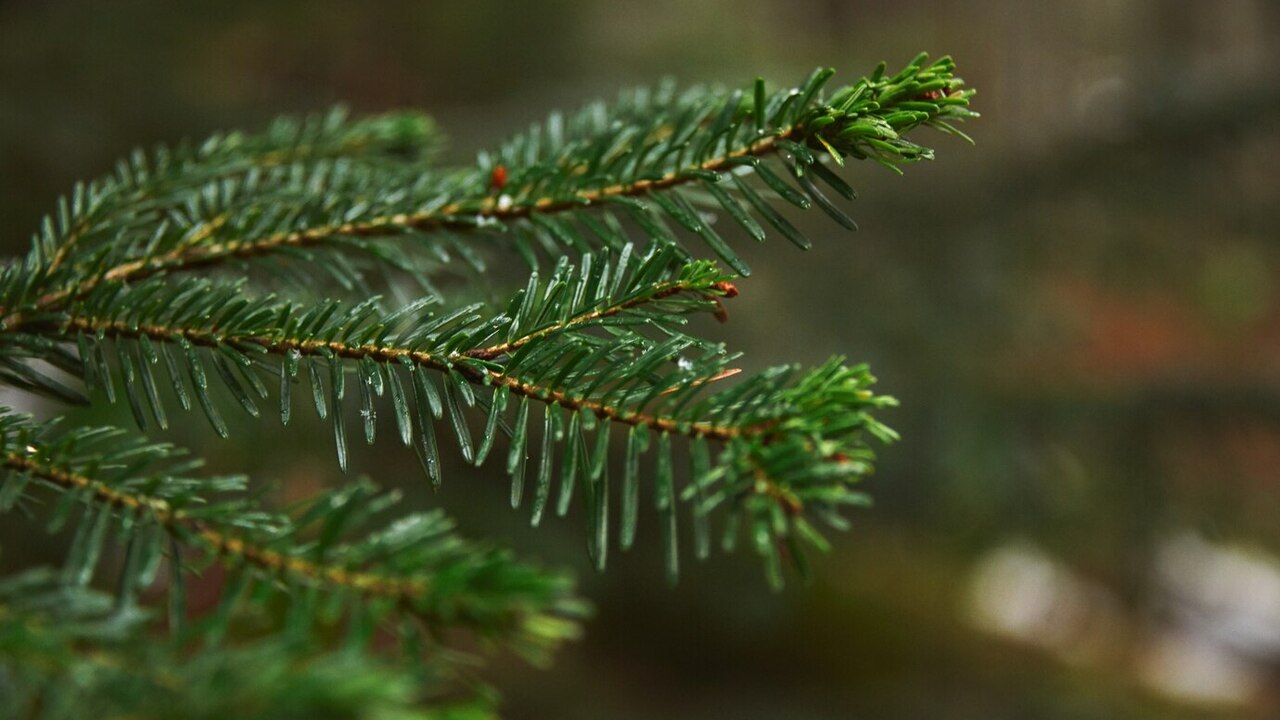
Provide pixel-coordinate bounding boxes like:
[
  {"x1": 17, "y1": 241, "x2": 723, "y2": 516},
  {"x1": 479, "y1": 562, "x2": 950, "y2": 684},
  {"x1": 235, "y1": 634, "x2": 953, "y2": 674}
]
[
  {"x1": 1, "y1": 235, "x2": 904, "y2": 584},
  {"x1": 0, "y1": 572, "x2": 485, "y2": 719},
  {"x1": 12, "y1": 127, "x2": 776, "y2": 315},
  {"x1": 0, "y1": 412, "x2": 584, "y2": 657},
  {"x1": 93, "y1": 55, "x2": 971, "y2": 282},
  {"x1": 95, "y1": 132, "x2": 792, "y2": 284},
  {"x1": 0, "y1": 452, "x2": 427, "y2": 600},
  {"x1": 0, "y1": 54, "x2": 975, "y2": 332},
  {"x1": 0, "y1": 54, "x2": 979, "y2": 714},
  {"x1": 51, "y1": 307, "x2": 746, "y2": 442}
]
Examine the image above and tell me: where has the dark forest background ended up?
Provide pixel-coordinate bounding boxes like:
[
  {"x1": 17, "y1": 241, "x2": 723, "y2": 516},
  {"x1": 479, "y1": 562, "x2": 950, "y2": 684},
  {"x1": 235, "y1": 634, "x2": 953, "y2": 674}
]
[{"x1": 2, "y1": 2, "x2": 1278, "y2": 717}]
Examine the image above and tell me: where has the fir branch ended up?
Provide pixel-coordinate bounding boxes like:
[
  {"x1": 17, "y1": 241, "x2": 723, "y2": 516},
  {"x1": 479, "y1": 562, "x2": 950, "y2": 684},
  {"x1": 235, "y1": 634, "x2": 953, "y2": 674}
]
[
  {"x1": 0, "y1": 571, "x2": 490, "y2": 720},
  {"x1": 49, "y1": 288, "x2": 746, "y2": 442},
  {"x1": 2, "y1": 233, "x2": 903, "y2": 583},
  {"x1": 0, "y1": 412, "x2": 584, "y2": 657},
  {"x1": 92, "y1": 55, "x2": 972, "y2": 280},
  {"x1": 0, "y1": 51, "x2": 981, "y2": 716},
  {"x1": 0, "y1": 452, "x2": 427, "y2": 600},
  {"x1": 98, "y1": 131, "x2": 789, "y2": 281},
  {"x1": 0, "y1": 54, "x2": 975, "y2": 330},
  {"x1": 9, "y1": 257, "x2": 892, "y2": 583}
]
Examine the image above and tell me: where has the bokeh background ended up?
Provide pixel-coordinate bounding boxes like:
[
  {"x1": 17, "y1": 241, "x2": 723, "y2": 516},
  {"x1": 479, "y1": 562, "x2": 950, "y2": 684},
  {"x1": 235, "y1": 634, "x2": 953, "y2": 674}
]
[{"x1": 3, "y1": 1, "x2": 1279, "y2": 717}]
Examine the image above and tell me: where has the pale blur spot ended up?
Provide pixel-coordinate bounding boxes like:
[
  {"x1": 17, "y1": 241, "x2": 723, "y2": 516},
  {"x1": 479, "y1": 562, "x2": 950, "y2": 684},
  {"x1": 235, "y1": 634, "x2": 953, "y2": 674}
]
[
  {"x1": 967, "y1": 542, "x2": 1123, "y2": 664},
  {"x1": 1137, "y1": 631, "x2": 1263, "y2": 705},
  {"x1": 1140, "y1": 533, "x2": 1279, "y2": 706},
  {"x1": 1155, "y1": 533, "x2": 1280, "y2": 659},
  {"x1": 969, "y1": 536, "x2": 1280, "y2": 707}
]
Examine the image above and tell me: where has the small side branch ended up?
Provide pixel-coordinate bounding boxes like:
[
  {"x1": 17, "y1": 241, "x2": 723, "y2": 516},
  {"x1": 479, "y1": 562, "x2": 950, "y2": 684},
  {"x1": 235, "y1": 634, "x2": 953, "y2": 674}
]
[{"x1": 465, "y1": 278, "x2": 736, "y2": 361}]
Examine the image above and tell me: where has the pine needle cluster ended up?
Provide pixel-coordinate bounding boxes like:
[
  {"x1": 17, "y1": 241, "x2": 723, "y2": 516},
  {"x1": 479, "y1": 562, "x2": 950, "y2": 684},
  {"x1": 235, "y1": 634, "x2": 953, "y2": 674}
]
[{"x1": 0, "y1": 53, "x2": 976, "y2": 717}]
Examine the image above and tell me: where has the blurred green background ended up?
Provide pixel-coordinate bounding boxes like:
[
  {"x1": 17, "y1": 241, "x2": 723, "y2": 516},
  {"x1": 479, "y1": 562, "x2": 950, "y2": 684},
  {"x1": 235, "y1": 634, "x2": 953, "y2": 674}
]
[{"x1": 3, "y1": 1, "x2": 1279, "y2": 717}]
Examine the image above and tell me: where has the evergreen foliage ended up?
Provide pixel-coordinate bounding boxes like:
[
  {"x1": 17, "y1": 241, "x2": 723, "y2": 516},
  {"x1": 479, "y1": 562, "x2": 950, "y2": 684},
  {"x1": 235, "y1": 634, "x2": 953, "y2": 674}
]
[{"x1": 0, "y1": 54, "x2": 976, "y2": 715}]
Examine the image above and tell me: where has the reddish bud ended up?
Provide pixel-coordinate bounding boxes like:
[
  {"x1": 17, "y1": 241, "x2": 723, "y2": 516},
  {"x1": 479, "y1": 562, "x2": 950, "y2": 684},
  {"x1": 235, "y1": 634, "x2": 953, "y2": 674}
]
[
  {"x1": 489, "y1": 164, "x2": 508, "y2": 192},
  {"x1": 711, "y1": 281, "x2": 739, "y2": 298}
]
